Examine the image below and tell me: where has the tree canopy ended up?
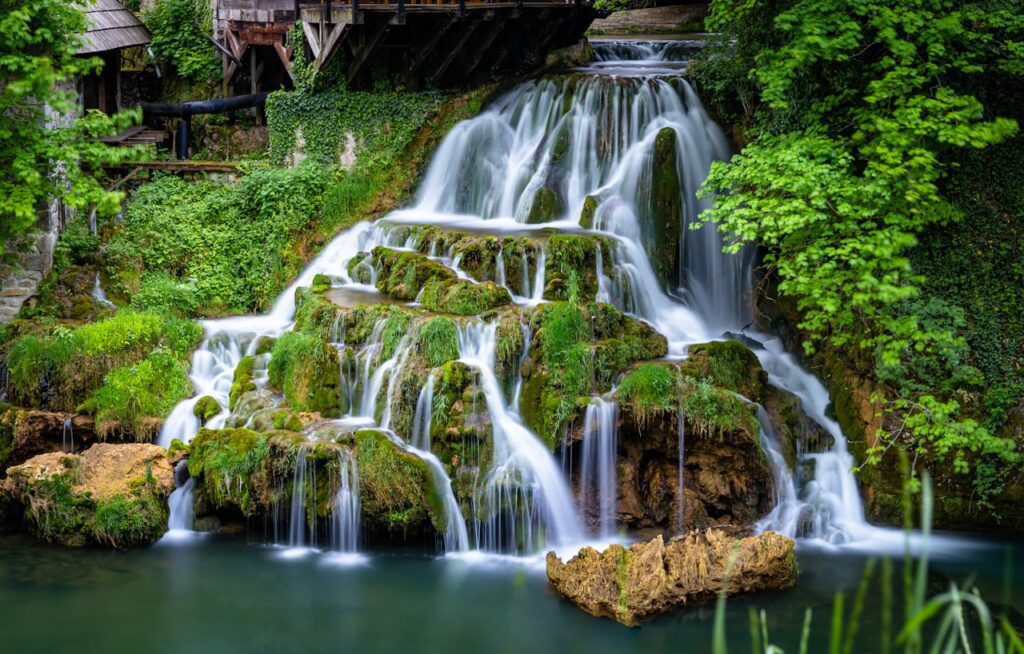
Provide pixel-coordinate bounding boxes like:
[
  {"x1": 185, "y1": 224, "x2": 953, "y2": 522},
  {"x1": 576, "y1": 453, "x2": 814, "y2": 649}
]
[{"x1": 0, "y1": 0, "x2": 138, "y2": 246}]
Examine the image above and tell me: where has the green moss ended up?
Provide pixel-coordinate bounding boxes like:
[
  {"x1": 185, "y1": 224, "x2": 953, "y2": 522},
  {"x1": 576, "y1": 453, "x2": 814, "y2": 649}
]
[
  {"x1": 310, "y1": 274, "x2": 333, "y2": 293},
  {"x1": 268, "y1": 332, "x2": 340, "y2": 416},
  {"x1": 579, "y1": 195, "x2": 598, "y2": 229},
  {"x1": 193, "y1": 395, "x2": 221, "y2": 423},
  {"x1": 92, "y1": 492, "x2": 167, "y2": 548},
  {"x1": 12, "y1": 465, "x2": 92, "y2": 546},
  {"x1": 0, "y1": 407, "x2": 17, "y2": 469},
  {"x1": 527, "y1": 187, "x2": 563, "y2": 224},
  {"x1": 188, "y1": 428, "x2": 293, "y2": 514},
  {"x1": 545, "y1": 235, "x2": 605, "y2": 301},
  {"x1": 167, "y1": 438, "x2": 188, "y2": 460},
  {"x1": 418, "y1": 317, "x2": 459, "y2": 368},
  {"x1": 618, "y1": 363, "x2": 678, "y2": 427},
  {"x1": 681, "y1": 377, "x2": 758, "y2": 438},
  {"x1": 495, "y1": 311, "x2": 525, "y2": 377},
  {"x1": 686, "y1": 340, "x2": 767, "y2": 400},
  {"x1": 420, "y1": 278, "x2": 511, "y2": 316},
  {"x1": 648, "y1": 127, "x2": 682, "y2": 284},
  {"x1": 353, "y1": 429, "x2": 443, "y2": 533},
  {"x1": 380, "y1": 312, "x2": 413, "y2": 361},
  {"x1": 229, "y1": 355, "x2": 257, "y2": 411},
  {"x1": 372, "y1": 247, "x2": 456, "y2": 300}
]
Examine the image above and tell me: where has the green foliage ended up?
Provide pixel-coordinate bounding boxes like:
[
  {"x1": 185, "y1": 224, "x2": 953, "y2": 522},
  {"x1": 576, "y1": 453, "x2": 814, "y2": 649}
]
[
  {"x1": 617, "y1": 363, "x2": 677, "y2": 427},
  {"x1": 229, "y1": 355, "x2": 256, "y2": 410},
  {"x1": 85, "y1": 347, "x2": 193, "y2": 436},
  {"x1": 0, "y1": 0, "x2": 142, "y2": 245},
  {"x1": 144, "y1": 0, "x2": 219, "y2": 83},
  {"x1": 681, "y1": 377, "x2": 758, "y2": 437},
  {"x1": 697, "y1": 0, "x2": 1024, "y2": 502},
  {"x1": 92, "y1": 492, "x2": 166, "y2": 548},
  {"x1": 193, "y1": 395, "x2": 221, "y2": 423},
  {"x1": 418, "y1": 317, "x2": 459, "y2": 368},
  {"x1": 104, "y1": 164, "x2": 332, "y2": 316},
  {"x1": 537, "y1": 300, "x2": 594, "y2": 437},
  {"x1": 4, "y1": 309, "x2": 201, "y2": 413},
  {"x1": 267, "y1": 332, "x2": 339, "y2": 415},
  {"x1": 354, "y1": 429, "x2": 440, "y2": 532}
]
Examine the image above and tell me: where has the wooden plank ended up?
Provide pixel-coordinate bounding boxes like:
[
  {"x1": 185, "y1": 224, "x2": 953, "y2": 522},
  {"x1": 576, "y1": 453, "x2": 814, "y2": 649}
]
[
  {"x1": 314, "y1": 20, "x2": 351, "y2": 70},
  {"x1": 462, "y1": 17, "x2": 504, "y2": 77},
  {"x1": 404, "y1": 18, "x2": 453, "y2": 79},
  {"x1": 273, "y1": 42, "x2": 295, "y2": 80},
  {"x1": 302, "y1": 20, "x2": 323, "y2": 58}
]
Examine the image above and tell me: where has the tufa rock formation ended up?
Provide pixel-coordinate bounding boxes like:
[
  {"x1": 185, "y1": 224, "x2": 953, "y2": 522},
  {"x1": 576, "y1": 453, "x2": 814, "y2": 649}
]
[{"x1": 546, "y1": 529, "x2": 797, "y2": 625}]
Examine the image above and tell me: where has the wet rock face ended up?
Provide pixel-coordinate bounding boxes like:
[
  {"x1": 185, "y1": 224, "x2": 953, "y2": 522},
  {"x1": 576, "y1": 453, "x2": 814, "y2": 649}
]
[
  {"x1": 546, "y1": 530, "x2": 797, "y2": 625},
  {"x1": 0, "y1": 408, "x2": 143, "y2": 477},
  {"x1": 6, "y1": 443, "x2": 174, "y2": 547}
]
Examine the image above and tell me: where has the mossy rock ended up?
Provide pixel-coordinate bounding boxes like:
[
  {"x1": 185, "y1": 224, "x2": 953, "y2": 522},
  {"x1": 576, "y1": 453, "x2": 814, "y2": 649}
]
[
  {"x1": 268, "y1": 332, "x2": 340, "y2": 416},
  {"x1": 647, "y1": 127, "x2": 682, "y2": 285},
  {"x1": 544, "y1": 234, "x2": 611, "y2": 302},
  {"x1": 6, "y1": 443, "x2": 174, "y2": 547},
  {"x1": 684, "y1": 340, "x2": 767, "y2": 402},
  {"x1": 527, "y1": 187, "x2": 563, "y2": 224},
  {"x1": 370, "y1": 246, "x2": 457, "y2": 300},
  {"x1": 229, "y1": 356, "x2": 257, "y2": 411},
  {"x1": 579, "y1": 195, "x2": 598, "y2": 229},
  {"x1": 352, "y1": 429, "x2": 445, "y2": 534},
  {"x1": 420, "y1": 278, "x2": 511, "y2": 316},
  {"x1": 193, "y1": 395, "x2": 221, "y2": 423},
  {"x1": 417, "y1": 316, "x2": 459, "y2": 367}
]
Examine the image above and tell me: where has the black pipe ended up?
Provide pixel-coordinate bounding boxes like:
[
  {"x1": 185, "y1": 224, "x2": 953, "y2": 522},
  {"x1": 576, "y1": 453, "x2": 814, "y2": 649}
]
[
  {"x1": 175, "y1": 117, "x2": 191, "y2": 160},
  {"x1": 140, "y1": 92, "x2": 269, "y2": 118}
]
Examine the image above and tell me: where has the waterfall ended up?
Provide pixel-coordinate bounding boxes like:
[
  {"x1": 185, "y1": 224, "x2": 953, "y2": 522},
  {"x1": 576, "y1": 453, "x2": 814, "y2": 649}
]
[
  {"x1": 329, "y1": 451, "x2": 360, "y2": 553},
  {"x1": 287, "y1": 444, "x2": 317, "y2": 549},
  {"x1": 752, "y1": 404, "x2": 804, "y2": 539},
  {"x1": 167, "y1": 460, "x2": 196, "y2": 532},
  {"x1": 578, "y1": 397, "x2": 619, "y2": 538},
  {"x1": 157, "y1": 42, "x2": 886, "y2": 554},
  {"x1": 92, "y1": 274, "x2": 114, "y2": 308},
  {"x1": 457, "y1": 321, "x2": 584, "y2": 551},
  {"x1": 61, "y1": 418, "x2": 74, "y2": 453}
]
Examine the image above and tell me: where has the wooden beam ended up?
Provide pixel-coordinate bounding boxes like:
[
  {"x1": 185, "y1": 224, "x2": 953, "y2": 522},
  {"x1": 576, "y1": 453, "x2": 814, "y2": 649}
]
[
  {"x1": 346, "y1": 20, "x2": 391, "y2": 83},
  {"x1": 302, "y1": 20, "x2": 322, "y2": 59},
  {"x1": 314, "y1": 19, "x2": 350, "y2": 70},
  {"x1": 429, "y1": 19, "x2": 478, "y2": 83}
]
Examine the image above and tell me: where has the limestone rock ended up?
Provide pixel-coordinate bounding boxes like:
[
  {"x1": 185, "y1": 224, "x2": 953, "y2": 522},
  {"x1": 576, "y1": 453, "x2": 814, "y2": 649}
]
[
  {"x1": 546, "y1": 530, "x2": 797, "y2": 625},
  {"x1": 6, "y1": 443, "x2": 174, "y2": 547}
]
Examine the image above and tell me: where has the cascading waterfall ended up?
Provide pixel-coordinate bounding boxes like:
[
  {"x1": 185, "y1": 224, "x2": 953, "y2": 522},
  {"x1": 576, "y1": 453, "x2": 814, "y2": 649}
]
[
  {"x1": 287, "y1": 444, "x2": 317, "y2": 549},
  {"x1": 159, "y1": 41, "x2": 885, "y2": 555},
  {"x1": 330, "y1": 451, "x2": 360, "y2": 553},
  {"x1": 167, "y1": 460, "x2": 196, "y2": 533},
  {"x1": 92, "y1": 273, "x2": 114, "y2": 308},
  {"x1": 62, "y1": 418, "x2": 74, "y2": 453},
  {"x1": 458, "y1": 321, "x2": 584, "y2": 551},
  {"x1": 578, "y1": 397, "x2": 619, "y2": 538}
]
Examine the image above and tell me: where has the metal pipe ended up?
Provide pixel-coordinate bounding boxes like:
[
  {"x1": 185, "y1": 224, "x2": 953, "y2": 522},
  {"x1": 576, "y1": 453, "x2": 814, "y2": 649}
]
[
  {"x1": 140, "y1": 92, "x2": 269, "y2": 118},
  {"x1": 175, "y1": 117, "x2": 191, "y2": 160}
]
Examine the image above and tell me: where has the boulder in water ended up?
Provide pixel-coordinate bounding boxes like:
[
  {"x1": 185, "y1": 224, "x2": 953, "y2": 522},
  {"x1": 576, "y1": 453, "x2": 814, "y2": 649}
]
[
  {"x1": 6, "y1": 443, "x2": 174, "y2": 547},
  {"x1": 647, "y1": 127, "x2": 682, "y2": 285},
  {"x1": 546, "y1": 529, "x2": 797, "y2": 625},
  {"x1": 527, "y1": 187, "x2": 563, "y2": 223}
]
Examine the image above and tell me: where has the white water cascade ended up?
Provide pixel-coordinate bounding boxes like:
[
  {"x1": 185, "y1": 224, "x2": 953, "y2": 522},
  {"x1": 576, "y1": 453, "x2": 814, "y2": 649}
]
[
  {"x1": 158, "y1": 40, "x2": 892, "y2": 556},
  {"x1": 330, "y1": 451, "x2": 360, "y2": 553},
  {"x1": 61, "y1": 417, "x2": 74, "y2": 453},
  {"x1": 578, "y1": 397, "x2": 619, "y2": 538},
  {"x1": 167, "y1": 460, "x2": 196, "y2": 533}
]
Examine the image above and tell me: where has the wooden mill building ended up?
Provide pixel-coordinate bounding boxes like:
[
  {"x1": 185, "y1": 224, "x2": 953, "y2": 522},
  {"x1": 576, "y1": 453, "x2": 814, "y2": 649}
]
[
  {"x1": 77, "y1": 0, "x2": 152, "y2": 114},
  {"x1": 213, "y1": 0, "x2": 597, "y2": 90}
]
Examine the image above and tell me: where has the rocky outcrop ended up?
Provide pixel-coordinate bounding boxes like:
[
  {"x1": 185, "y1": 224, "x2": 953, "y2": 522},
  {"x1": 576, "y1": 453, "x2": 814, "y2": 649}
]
[
  {"x1": 546, "y1": 529, "x2": 797, "y2": 625},
  {"x1": 0, "y1": 408, "x2": 147, "y2": 476},
  {"x1": 6, "y1": 443, "x2": 174, "y2": 547}
]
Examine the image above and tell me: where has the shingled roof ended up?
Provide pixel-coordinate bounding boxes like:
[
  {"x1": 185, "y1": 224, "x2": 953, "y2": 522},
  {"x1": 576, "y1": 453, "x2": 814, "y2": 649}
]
[{"x1": 77, "y1": 0, "x2": 151, "y2": 55}]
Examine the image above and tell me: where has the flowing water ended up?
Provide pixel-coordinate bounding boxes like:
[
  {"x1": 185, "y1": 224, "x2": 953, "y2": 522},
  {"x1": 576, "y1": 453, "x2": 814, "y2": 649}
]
[{"x1": 154, "y1": 40, "x2": 964, "y2": 563}]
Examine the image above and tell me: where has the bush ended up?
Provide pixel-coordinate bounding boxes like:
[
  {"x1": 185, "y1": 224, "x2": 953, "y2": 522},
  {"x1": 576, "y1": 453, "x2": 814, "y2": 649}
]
[
  {"x1": 86, "y1": 348, "x2": 193, "y2": 436},
  {"x1": 144, "y1": 0, "x2": 219, "y2": 83}
]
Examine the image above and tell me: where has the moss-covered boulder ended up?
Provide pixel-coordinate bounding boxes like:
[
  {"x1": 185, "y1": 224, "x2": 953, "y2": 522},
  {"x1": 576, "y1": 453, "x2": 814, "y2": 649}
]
[
  {"x1": 267, "y1": 332, "x2": 340, "y2": 416},
  {"x1": 352, "y1": 429, "x2": 445, "y2": 536},
  {"x1": 647, "y1": 127, "x2": 682, "y2": 285},
  {"x1": 6, "y1": 443, "x2": 174, "y2": 547},
  {"x1": 527, "y1": 187, "x2": 563, "y2": 224},
  {"x1": 544, "y1": 235, "x2": 613, "y2": 302},
  {"x1": 193, "y1": 395, "x2": 221, "y2": 423},
  {"x1": 579, "y1": 195, "x2": 598, "y2": 229},
  {"x1": 420, "y1": 278, "x2": 511, "y2": 316},
  {"x1": 683, "y1": 340, "x2": 767, "y2": 402},
  {"x1": 366, "y1": 246, "x2": 457, "y2": 300},
  {"x1": 520, "y1": 301, "x2": 667, "y2": 446}
]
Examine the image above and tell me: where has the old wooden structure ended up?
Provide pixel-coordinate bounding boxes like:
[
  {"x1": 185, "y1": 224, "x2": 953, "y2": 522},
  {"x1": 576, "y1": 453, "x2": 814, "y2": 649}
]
[
  {"x1": 77, "y1": 0, "x2": 152, "y2": 115},
  {"x1": 214, "y1": 0, "x2": 596, "y2": 90}
]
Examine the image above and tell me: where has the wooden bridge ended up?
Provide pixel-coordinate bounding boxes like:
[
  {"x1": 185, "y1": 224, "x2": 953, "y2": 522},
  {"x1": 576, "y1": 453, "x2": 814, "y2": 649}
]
[{"x1": 215, "y1": 0, "x2": 596, "y2": 90}]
